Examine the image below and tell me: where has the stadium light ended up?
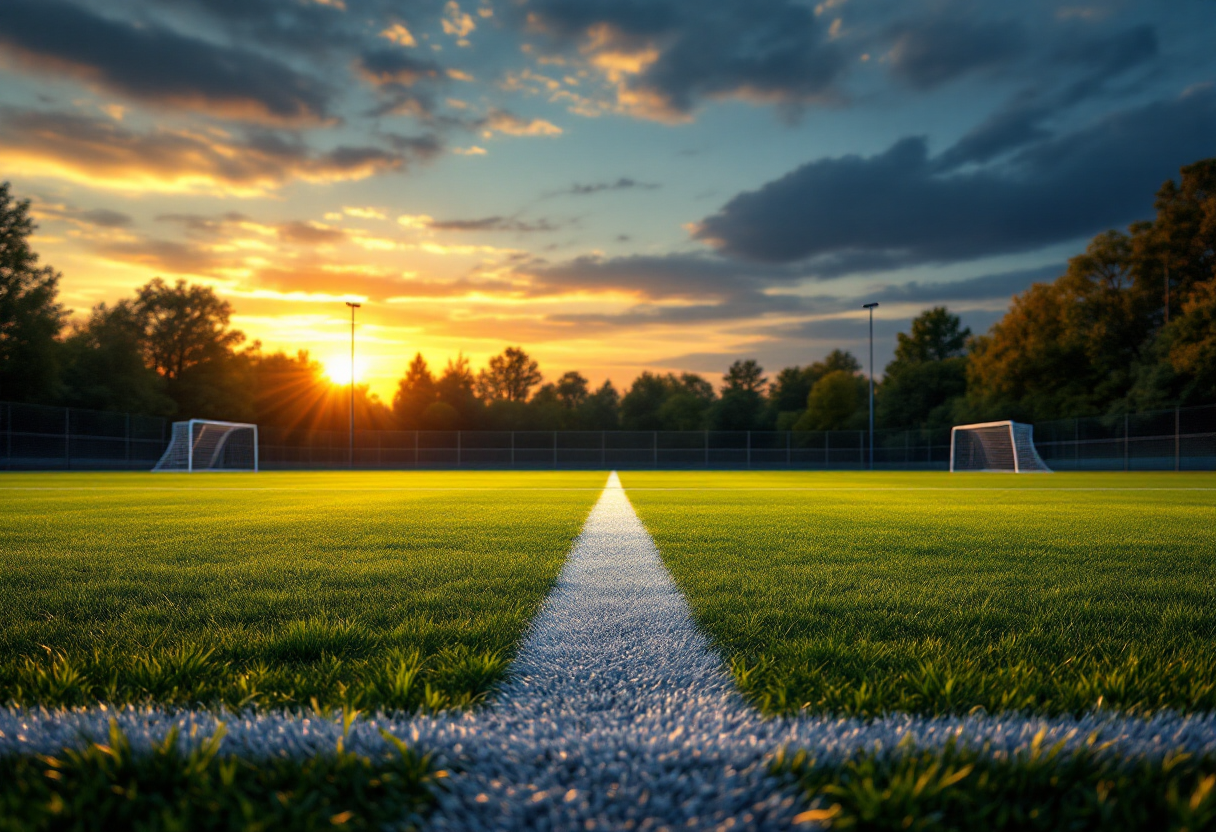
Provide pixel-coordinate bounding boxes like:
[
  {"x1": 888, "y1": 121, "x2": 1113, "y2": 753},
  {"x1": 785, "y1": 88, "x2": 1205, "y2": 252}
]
[
  {"x1": 345, "y1": 301, "x2": 361, "y2": 470},
  {"x1": 862, "y1": 302, "x2": 879, "y2": 470}
]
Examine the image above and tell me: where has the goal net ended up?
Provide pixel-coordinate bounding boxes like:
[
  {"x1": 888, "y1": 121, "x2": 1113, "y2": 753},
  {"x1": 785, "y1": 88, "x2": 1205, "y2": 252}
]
[
  {"x1": 950, "y1": 421, "x2": 1052, "y2": 473},
  {"x1": 153, "y1": 420, "x2": 259, "y2": 472}
]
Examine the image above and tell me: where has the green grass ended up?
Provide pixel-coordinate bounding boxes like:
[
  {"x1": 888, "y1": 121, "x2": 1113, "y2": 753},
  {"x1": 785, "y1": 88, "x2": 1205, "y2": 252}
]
[
  {"x1": 0, "y1": 719, "x2": 438, "y2": 831},
  {"x1": 773, "y1": 736, "x2": 1216, "y2": 831},
  {"x1": 622, "y1": 471, "x2": 1216, "y2": 717},
  {"x1": 0, "y1": 471, "x2": 605, "y2": 711}
]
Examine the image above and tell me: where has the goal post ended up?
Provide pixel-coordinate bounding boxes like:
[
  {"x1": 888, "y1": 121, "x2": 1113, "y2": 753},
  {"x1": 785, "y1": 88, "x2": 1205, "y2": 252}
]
[
  {"x1": 153, "y1": 419, "x2": 259, "y2": 472},
  {"x1": 950, "y1": 420, "x2": 1052, "y2": 473}
]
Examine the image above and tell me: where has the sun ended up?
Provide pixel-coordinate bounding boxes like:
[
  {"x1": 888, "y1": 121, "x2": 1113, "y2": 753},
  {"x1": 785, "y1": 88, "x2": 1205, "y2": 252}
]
[{"x1": 323, "y1": 356, "x2": 366, "y2": 386}]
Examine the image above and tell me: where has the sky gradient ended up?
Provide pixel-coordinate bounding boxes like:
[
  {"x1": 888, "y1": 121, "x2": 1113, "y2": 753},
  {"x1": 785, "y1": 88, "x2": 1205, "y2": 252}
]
[{"x1": 2, "y1": 0, "x2": 1214, "y2": 398}]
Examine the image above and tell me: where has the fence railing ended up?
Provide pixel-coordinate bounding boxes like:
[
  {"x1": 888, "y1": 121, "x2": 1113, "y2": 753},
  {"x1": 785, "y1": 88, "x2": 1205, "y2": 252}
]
[
  {"x1": 255, "y1": 426, "x2": 952, "y2": 470},
  {"x1": 1034, "y1": 406, "x2": 1216, "y2": 471},
  {"x1": 1, "y1": 400, "x2": 1213, "y2": 471},
  {"x1": 0, "y1": 401, "x2": 169, "y2": 470}
]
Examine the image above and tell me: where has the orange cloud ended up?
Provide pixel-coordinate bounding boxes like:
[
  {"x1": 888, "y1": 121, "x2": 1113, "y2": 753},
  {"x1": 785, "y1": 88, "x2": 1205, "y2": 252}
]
[
  {"x1": 0, "y1": 109, "x2": 411, "y2": 195},
  {"x1": 480, "y1": 109, "x2": 563, "y2": 137},
  {"x1": 380, "y1": 23, "x2": 417, "y2": 47}
]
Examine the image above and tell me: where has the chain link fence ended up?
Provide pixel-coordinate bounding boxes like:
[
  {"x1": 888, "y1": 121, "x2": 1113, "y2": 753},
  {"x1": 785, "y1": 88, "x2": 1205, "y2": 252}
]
[
  {"x1": 2, "y1": 400, "x2": 1213, "y2": 471},
  {"x1": 255, "y1": 425, "x2": 951, "y2": 470},
  {"x1": 0, "y1": 402, "x2": 169, "y2": 470},
  {"x1": 1035, "y1": 405, "x2": 1216, "y2": 471}
]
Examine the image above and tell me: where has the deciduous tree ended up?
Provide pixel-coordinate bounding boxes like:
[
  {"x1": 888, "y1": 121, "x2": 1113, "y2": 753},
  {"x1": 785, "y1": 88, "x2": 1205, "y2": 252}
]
[{"x1": 0, "y1": 182, "x2": 66, "y2": 402}]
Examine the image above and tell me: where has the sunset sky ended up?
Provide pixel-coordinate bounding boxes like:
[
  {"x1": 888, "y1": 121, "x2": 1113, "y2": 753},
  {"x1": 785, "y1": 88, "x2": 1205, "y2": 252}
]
[{"x1": 1, "y1": 0, "x2": 1214, "y2": 399}]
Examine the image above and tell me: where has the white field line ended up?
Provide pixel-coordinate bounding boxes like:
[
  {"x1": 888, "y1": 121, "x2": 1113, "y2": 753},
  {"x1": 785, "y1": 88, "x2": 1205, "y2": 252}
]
[
  {"x1": 3, "y1": 485, "x2": 1214, "y2": 493},
  {"x1": 4, "y1": 473, "x2": 1216, "y2": 829}
]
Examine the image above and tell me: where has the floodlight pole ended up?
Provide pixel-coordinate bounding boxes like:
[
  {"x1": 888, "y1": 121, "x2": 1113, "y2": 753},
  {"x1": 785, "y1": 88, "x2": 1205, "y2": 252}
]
[
  {"x1": 346, "y1": 301, "x2": 361, "y2": 469},
  {"x1": 863, "y1": 302, "x2": 879, "y2": 471}
]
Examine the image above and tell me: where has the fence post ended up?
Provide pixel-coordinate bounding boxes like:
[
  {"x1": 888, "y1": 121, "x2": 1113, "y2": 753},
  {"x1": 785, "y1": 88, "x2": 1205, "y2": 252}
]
[
  {"x1": 64, "y1": 407, "x2": 71, "y2": 471},
  {"x1": 1175, "y1": 407, "x2": 1180, "y2": 472},
  {"x1": 653, "y1": 431, "x2": 658, "y2": 469}
]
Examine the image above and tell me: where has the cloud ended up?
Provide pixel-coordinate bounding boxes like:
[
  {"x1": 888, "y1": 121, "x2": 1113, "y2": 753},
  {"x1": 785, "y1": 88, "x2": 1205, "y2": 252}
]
[
  {"x1": 545, "y1": 177, "x2": 660, "y2": 197},
  {"x1": 380, "y1": 23, "x2": 417, "y2": 48},
  {"x1": 139, "y1": 0, "x2": 356, "y2": 56},
  {"x1": 478, "y1": 109, "x2": 563, "y2": 137},
  {"x1": 442, "y1": 1, "x2": 476, "y2": 40},
  {"x1": 156, "y1": 212, "x2": 253, "y2": 235},
  {"x1": 32, "y1": 202, "x2": 134, "y2": 229},
  {"x1": 867, "y1": 264, "x2": 1063, "y2": 305},
  {"x1": 521, "y1": 0, "x2": 844, "y2": 120},
  {"x1": 694, "y1": 87, "x2": 1216, "y2": 268},
  {"x1": 97, "y1": 237, "x2": 222, "y2": 275},
  {"x1": 515, "y1": 251, "x2": 1056, "y2": 332},
  {"x1": 276, "y1": 221, "x2": 348, "y2": 245},
  {"x1": 0, "y1": 109, "x2": 416, "y2": 195},
  {"x1": 0, "y1": 0, "x2": 330, "y2": 124},
  {"x1": 356, "y1": 49, "x2": 444, "y2": 87},
  {"x1": 884, "y1": 14, "x2": 1026, "y2": 90},
  {"x1": 425, "y1": 216, "x2": 561, "y2": 233},
  {"x1": 519, "y1": 252, "x2": 805, "y2": 301},
  {"x1": 934, "y1": 25, "x2": 1159, "y2": 170}
]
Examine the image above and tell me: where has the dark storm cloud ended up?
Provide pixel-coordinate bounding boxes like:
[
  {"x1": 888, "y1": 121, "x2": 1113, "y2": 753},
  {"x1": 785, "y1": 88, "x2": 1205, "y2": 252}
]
[
  {"x1": 935, "y1": 25, "x2": 1160, "y2": 170},
  {"x1": 695, "y1": 86, "x2": 1216, "y2": 268},
  {"x1": 522, "y1": 0, "x2": 845, "y2": 118},
  {"x1": 142, "y1": 0, "x2": 357, "y2": 54},
  {"x1": 0, "y1": 0, "x2": 331, "y2": 124},
  {"x1": 884, "y1": 15, "x2": 1027, "y2": 90}
]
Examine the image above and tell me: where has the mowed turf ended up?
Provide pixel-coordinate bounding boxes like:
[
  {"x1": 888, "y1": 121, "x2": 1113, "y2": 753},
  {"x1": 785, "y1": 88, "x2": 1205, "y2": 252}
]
[
  {"x1": 622, "y1": 471, "x2": 1216, "y2": 717},
  {"x1": 0, "y1": 471, "x2": 605, "y2": 711}
]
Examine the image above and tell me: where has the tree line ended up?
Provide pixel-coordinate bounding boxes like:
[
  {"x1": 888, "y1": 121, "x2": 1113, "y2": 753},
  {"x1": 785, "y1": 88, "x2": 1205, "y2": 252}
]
[{"x1": 1, "y1": 159, "x2": 1213, "y2": 434}]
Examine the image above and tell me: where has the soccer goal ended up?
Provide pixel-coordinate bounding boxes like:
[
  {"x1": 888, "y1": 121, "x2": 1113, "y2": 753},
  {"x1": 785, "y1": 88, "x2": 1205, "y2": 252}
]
[
  {"x1": 153, "y1": 419, "x2": 259, "y2": 472},
  {"x1": 950, "y1": 420, "x2": 1052, "y2": 473}
]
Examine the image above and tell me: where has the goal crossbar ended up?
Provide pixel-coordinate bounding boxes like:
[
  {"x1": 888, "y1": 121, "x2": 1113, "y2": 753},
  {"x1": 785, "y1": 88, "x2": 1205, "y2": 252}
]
[
  {"x1": 153, "y1": 419, "x2": 259, "y2": 472},
  {"x1": 950, "y1": 420, "x2": 1051, "y2": 473}
]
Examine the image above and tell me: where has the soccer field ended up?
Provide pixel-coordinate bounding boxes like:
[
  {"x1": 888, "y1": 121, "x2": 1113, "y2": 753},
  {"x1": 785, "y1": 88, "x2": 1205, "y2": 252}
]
[
  {"x1": 623, "y1": 471, "x2": 1216, "y2": 717},
  {"x1": 0, "y1": 471, "x2": 604, "y2": 711},
  {"x1": 3, "y1": 469, "x2": 1215, "y2": 829}
]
